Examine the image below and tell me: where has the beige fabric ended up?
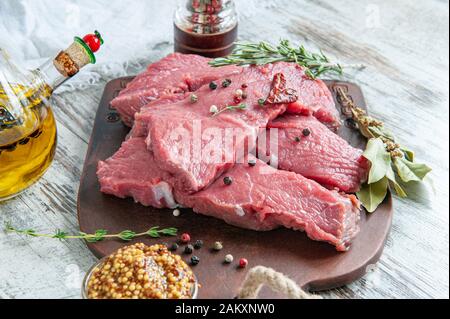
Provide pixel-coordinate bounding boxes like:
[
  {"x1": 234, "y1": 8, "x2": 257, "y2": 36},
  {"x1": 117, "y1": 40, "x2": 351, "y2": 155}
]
[{"x1": 238, "y1": 266, "x2": 323, "y2": 299}]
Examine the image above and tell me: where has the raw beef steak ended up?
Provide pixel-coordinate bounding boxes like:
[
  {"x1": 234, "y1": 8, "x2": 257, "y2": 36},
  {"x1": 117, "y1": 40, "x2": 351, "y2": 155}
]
[
  {"x1": 97, "y1": 138, "x2": 177, "y2": 209},
  {"x1": 176, "y1": 156, "x2": 361, "y2": 252},
  {"x1": 110, "y1": 53, "x2": 241, "y2": 126},
  {"x1": 265, "y1": 115, "x2": 369, "y2": 192},
  {"x1": 132, "y1": 62, "x2": 341, "y2": 194}
]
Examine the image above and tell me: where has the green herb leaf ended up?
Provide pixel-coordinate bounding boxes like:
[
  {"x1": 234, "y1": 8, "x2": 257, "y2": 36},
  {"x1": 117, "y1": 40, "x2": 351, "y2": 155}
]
[
  {"x1": 25, "y1": 229, "x2": 38, "y2": 237},
  {"x1": 394, "y1": 158, "x2": 432, "y2": 183},
  {"x1": 53, "y1": 230, "x2": 68, "y2": 240},
  {"x1": 94, "y1": 229, "x2": 108, "y2": 241},
  {"x1": 368, "y1": 125, "x2": 395, "y2": 141},
  {"x1": 147, "y1": 227, "x2": 162, "y2": 238},
  {"x1": 363, "y1": 138, "x2": 392, "y2": 184},
  {"x1": 209, "y1": 40, "x2": 354, "y2": 79},
  {"x1": 336, "y1": 88, "x2": 432, "y2": 214},
  {"x1": 118, "y1": 230, "x2": 136, "y2": 241},
  {"x1": 160, "y1": 228, "x2": 178, "y2": 236},
  {"x1": 357, "y1": 177, "x2": 389, "y2": 213},
  {"x1": 386, "y1": 166, "x2": 407, "y2": 198},
  {"x1": 6, "y1": 224, "x2": 177, "y2": 242},
  {"x1": 401, "y1": 147, "x2": 415, "y2": 162}
]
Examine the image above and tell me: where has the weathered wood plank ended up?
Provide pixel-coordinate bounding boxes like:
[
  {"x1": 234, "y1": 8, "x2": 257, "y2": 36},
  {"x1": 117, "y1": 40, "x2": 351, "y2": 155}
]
[{"x1": 0, "y1": 0, "x2": 448, "y2": 299}]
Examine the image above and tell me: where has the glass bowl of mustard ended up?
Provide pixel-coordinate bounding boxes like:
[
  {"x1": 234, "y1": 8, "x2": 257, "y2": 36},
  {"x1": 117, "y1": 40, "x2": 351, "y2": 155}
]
[{"x1": 82, "y1": 243, "x2": 199, "y2": 300}]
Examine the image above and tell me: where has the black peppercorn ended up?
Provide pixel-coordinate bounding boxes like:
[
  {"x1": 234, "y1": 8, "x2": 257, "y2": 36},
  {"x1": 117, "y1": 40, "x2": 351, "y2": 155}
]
[
  {"x1": 170, "y1": 243, "x2": 179, "y2": 251},
  {"x1": 209, "y1": 82, "x2": 218, "y2": 90},
  {"x1": 223, "y1": 176, "x2": 233, "y2": 186},
  {"x1": 191, "y1": 256, "x2": 200, "y2": 266},
  {"x1": 194, "y1": 240, "x2": 204, "y2": 250},
  {"x1": 184, "y1": 245, "x2": 194, "y2": 254},
  {"x1": 222, "y1": 79, "x2": 232, "y2": 87},
  {"x1": 302, "y1": 128, "x2": 311, "y2": 137},
  {"x1": 295, "y1": 137, "x2": 301, "y2": 142}
]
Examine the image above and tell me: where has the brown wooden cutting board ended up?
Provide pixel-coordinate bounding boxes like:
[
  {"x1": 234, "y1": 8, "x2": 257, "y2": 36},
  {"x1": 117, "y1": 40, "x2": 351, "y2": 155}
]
[{"x1": 77, "y1": 77, "x2": 393, "y2": 299}]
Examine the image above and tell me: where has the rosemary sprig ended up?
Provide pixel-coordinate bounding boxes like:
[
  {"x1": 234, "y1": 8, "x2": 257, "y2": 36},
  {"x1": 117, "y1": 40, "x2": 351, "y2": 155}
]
[
  {"x1": 336, "y1": 88, "x2": 432, "y2": 212},
  {"x1": 4, "y1": 222, "x2": 178, "y2": 243},
  {"x1": 209, "y1": 40, "x2": 363, "y2": 79},
  {"x1": 212, "y1": 103, "x2": 247, "y2": 117}
]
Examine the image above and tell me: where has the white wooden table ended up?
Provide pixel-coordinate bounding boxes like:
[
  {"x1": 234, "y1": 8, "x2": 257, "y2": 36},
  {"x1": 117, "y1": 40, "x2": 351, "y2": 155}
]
[{"x1": 0, "y1": 0, "x2": 448, "y2": 299}]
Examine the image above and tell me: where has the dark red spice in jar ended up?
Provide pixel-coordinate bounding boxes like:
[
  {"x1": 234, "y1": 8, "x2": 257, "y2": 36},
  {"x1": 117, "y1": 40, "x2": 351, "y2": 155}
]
[{"x1": 174, "y1": 0, "x2": 238, "y2": 58}]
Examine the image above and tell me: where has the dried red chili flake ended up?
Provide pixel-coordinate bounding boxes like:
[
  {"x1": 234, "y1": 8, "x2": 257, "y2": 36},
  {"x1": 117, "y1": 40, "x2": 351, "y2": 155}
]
[{"x1": 266, "y1": 73, "x2": 299, "y2": 105}]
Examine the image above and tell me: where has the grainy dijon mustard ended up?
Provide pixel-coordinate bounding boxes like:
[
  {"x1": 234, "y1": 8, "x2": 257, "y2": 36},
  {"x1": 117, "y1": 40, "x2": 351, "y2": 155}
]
[{"x1": 87, "y1": 243, "x2": 196, "y2": 299}]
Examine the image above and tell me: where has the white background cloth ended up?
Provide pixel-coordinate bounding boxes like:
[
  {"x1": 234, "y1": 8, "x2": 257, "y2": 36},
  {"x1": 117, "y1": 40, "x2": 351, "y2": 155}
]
[{"x1": 0, "y1": 0, "x2": 281, "y2": 91}]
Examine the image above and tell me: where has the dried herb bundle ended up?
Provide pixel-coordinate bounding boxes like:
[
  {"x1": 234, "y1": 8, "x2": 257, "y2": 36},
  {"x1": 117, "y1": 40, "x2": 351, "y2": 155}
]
[{"x1": 337, "y1": 88, "x2": 432, "y2": 212}]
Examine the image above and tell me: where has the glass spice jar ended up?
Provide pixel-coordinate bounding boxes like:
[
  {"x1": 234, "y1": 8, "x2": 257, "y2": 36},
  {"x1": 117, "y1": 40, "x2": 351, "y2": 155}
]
[{"x1": 174, "y1": 0, "x2": 238, "y2": 58}]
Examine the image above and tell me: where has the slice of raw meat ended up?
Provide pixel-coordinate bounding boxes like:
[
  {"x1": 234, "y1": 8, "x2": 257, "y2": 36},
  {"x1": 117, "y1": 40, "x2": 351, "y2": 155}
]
[
  {"x1": 176, "y1": 156, "x2": 361, "y2": 252},
  {"x1": 133, "y1": 63, "x2": 306, "y2": 194},
  {"x1": 110, "y1": 53, "x2": 241, "y2": 126},
  {"x1": 285, "y1": 76, "x2": 339, "y2": 130},
  {"x1": 265, "y1": 115, "x2": 369, "y2": 192},
  {"x1": 133, "y1": 62, "x2": 341, "y2": 194},
  {"x1": 97, "y1": 138, "x2": 177, "y2": 209}
]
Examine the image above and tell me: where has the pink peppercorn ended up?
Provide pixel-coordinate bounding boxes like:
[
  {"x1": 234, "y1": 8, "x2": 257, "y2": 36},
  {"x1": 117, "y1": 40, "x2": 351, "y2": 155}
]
[
  {"x1": 239, "y1": 258, "x2": 248, "y2": 268},
  {"x1": 181, "y1": 233, "x2": 191, "y2": 243}
]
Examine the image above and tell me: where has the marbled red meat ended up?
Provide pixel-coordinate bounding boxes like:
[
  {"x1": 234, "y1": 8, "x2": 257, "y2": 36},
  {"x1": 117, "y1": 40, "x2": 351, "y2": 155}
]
[
  {"x1": 176, "y1": 156, "x2": 361, "y2": 252},
  {"x1": 132, "y1": 62, "x2": 341, "y2": 194},
  {"x1": 97, "y1": 138, "x2": 177, "y2": 208},
  {"x1": 266, "y1": 115, "x2": 369, "y2": 192},
  {"x1": 110, "y1": 53, "x2": 241, "y2": 126},
  {"x1": 111, "y1": 53, "x2": 339, "y2": 129}
]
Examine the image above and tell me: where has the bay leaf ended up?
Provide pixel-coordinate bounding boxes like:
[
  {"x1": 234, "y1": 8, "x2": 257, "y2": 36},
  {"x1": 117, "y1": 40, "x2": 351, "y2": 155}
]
[
  {"x1": 401, "y1": 147, "x2": 415, "y2": 162},
  {"x1": 386, "y1": 165, "x2": 407, "y2": 198},
  {"x1": 363, "y1": 138, "x2": 392, "y2": 184},
  {"x1": 357, "y1": 177, "x2": 389, "y2": 213},
  {"x1": 394, "y1": 158, "x2": 432, "y2": 183},
  {"x1": 369, "y1": 125, "x2": 395, "y2": 142},
  {"x1": 359, "y1": 124, "x2": 376, "y2": 139}
]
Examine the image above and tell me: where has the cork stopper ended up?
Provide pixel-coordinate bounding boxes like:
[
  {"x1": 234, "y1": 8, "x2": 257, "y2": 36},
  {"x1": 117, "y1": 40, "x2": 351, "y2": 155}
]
[{"x1": 53, "y1": 31, "x2": 103, "y2": 78}]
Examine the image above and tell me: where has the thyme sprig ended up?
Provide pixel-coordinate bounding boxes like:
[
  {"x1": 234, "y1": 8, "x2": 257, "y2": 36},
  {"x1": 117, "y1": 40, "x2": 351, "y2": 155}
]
[
  {"x1": 209, "y1": 40, "x2": 364, "y2": 79},
  {"x1": 4, "y1": 222, "x2": 178, "y2": 243},
  {"x1": 337, "y1": 88, "x2": 432, "y2": 212},
  {"x1": 212, "y1": 103, "x2": 247, "y2": 117}
]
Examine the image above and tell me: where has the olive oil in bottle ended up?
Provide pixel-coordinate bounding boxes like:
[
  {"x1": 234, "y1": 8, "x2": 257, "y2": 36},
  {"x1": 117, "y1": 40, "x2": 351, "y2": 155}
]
[
  {"x1": 0, "y1": 84, "x2": 57, "y2": 200},
  {"x1": 0, "y1": 31, "x2": 104, "y2": 201}
]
